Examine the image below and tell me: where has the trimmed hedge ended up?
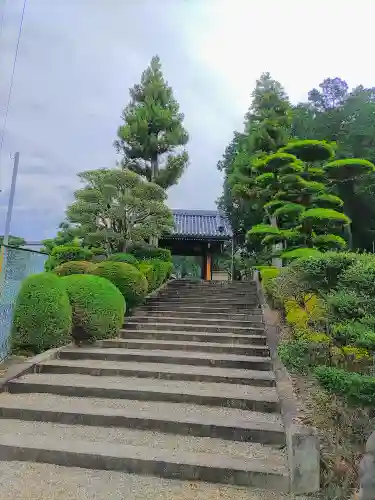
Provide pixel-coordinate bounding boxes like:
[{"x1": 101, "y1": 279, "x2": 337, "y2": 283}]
[
  {"x1": 137, "y1": 262, "x2": 156, "y2": 292},
  {"x1": 144, "y1": 259, "x2": 173, "y2": 288},
  {"x1": 62, "y1": 274, "x2": 125, "y2": 344},
  {"x1": 11, "y1": 273, "x2": 72, "y2": 354},
  {"x1": 45, "y1": 245, "x2": 93, "y2": 271},
  {"x1": 107, "y1": 253, "x2": 138, "y2": 266},
  {"x1": 127, "y1": 243, "x2": 172, "y2": 262},
  {"x1": 92, "y1": 261, "x2": 148, "y2": 309},
  {"x1": 53, "y1": 260, "x2": 95, "y2": 277}
]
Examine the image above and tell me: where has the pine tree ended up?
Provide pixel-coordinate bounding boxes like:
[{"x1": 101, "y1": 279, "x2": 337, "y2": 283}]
[
  {"x1": 114, "y1": 56, "x2": 189, "y2": 189},
  {"x1": 217, "y1": 73, "x2": 291, "y2": 246}
]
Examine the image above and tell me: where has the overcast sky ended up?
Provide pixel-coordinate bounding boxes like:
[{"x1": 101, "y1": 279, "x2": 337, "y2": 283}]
[{"x1": 1, "y1": 0, "x2": 375, "y2": 241}]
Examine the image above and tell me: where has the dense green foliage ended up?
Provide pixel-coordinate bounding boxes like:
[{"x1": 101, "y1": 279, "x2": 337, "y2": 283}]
[
  {"x1": 92, "y1": 261, "x2": 148, "y2": 308},
  {"x1": 53, "y1": 260, "x2": 95, "y2": 276},
  {"x1": 114, "y1": 55, "x2": 189, "y2": 189},
  {"x1": 62, "y1": 274, "x2": 125, "y2": 344},
  {"x1": 45, "y1": 244, "x2": 93, "y2": 271},
  {"x1": 264, "y1": 251, "x2": 375, "y2": 409},
  {"x1": 107, "y1": 253, "x2": 138, "y2": 266},
  {"x1": 12, "y1": 273, "x2": 72, "y2": 354},
  {"x1": 127, "y1": 243, "x2": 172, "y2": 262},
  {"x1": 65, "y1": 168, "x2": 173, "y2": 253},
  {"x1": 219, "y1": 74, "x2": 375, "y2": 257}
]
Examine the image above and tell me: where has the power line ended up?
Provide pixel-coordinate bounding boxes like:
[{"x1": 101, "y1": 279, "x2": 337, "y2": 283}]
[{"x1": 0, "y1": 0, "x2": 27, "y2": 176}]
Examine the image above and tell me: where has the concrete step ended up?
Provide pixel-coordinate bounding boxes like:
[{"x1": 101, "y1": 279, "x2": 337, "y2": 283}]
[
  {"x1": 38, "y1": 359, "x2": 276, "y2": 387},
  {"x1": 123, "y1": 321, "x2": 264, "y2": 335},
  {"x1": 140, "y1": 304, "x2": 262, "y2": 314},
  {"x1": 0, "y1": 393, "x2": 285, "y2": 445},
  {"x1": 8, "y1": 373, "x2": 279, "y2": 412},
  {"x1": 148, "y1": 297, "x2": 259, "y2": 305},
  {"x1": 0, "y1": 419, "x2": 289, "y2": 491},
  {"x1": 0, "y1": 461, "x2": 310, "y2": 500},
  {"x1": 117, "y1": 328, "x2": 267, "y2": 345},
  {"x1": 133, "y1": 310, "x2": 264, "y2": 324},
  {"x1": 129, "y1": 315, "x2": 264, "y2": 328},
  {"x1": 98, "y1": 338, "x2": 270, "y2": 357},
  {"x1": 57, "y1": 347, "x2": 273, "y2": 371},
  {"x1": 138, "y1": 306, "x2": 263, "y2": 318},
  {"x1": 160, "y1": 291, "x2": 258, "y2": 298}
]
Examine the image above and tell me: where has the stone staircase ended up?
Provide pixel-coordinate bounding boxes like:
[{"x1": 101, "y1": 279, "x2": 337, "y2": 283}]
[{"x1": 0, "y1": 279, "x2": 296, "y2": 495}]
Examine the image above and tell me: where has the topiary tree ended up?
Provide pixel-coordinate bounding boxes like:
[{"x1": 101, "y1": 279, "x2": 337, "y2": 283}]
[
  {"x1": 107, "y1": 253, "x2": 138, "y2": 266},
  {"x1": 92, "y1": 261, "x2": 148, "y2": 309},
  {"x1": 61, "y1": 274, "x2": 125, "y2": 345},
  {"x1": 53, "y1": 260, "x2": 96, "y2": 277},
  {"x1": 245, "y1": 140, "x2": 353, "y2": 258},
  {"x1": 12, "y1": 273, "x2": 72, "y2": 354}
]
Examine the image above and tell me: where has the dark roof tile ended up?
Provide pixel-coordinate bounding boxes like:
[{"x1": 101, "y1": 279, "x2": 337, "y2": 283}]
[{"x1": 169, "y1": 209, "x2": 232, "y2": 239}]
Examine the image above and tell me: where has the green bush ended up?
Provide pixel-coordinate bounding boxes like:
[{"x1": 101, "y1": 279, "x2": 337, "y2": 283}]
[
  {"x1": 327, "y1": 289, "x2": 372, "y2": 320},
  {"x1": 278, "y1": 338, "x2": 330, "y2": 375},
  {"x1": 107, "y1": 253, "x2": 138, "y2": 266},
  {"x1": 12, "y1": 273, "x2": 72, "y2": 354},
  {"x1": 314, "y1": 366, "x2": 375, "y2": 407},
  {"x1": 294, "y1": 251, "x2": 358, "y2": 293},
  {"x1": 338, "y1": 257, "x2": 375, "y2": 296},
  {"x1": 144, "y1": 259, "x2": 173, "y2": 288},
  {"x1": 45, "y1": 244, "x2": 93, "y2": 271},
  {"x1": 53, "y1": 260, "x2": 95, "y2": 277},
  {"x1": 127, "y1": 243, "x2": 172, "y2": 262},
  {"x1": 137, "y1": 262, "x2": 156, "y2": 292},
  {"x1": 332, "y1": 318, "x2": 375, "y2": 350},
  {"x1": 61, "y1": 274, "x2": 125, "y2": 344},
  {"x1": 281, "y1": 247, "x2": 321, "y2": 261},
  {"x1": 92, "y1": 261, "x2": 148, "y2": 309}
]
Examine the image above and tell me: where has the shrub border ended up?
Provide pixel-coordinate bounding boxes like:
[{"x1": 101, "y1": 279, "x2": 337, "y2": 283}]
[
  {"x1": 0, "y1": 278, "x2": 177, "y2": 388},
  {"x1": 254, "y1": 269, "x2": 320, "y2": 494}
]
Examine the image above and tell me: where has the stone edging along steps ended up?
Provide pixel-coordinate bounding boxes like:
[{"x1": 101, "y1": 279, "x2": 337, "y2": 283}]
[{"x1": 0, "y1": 278, "x2": 320, "y2": 496}]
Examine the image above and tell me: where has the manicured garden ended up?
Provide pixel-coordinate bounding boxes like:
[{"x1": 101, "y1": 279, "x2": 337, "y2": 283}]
[{"x1": 11, "y1": 243, "x2": 173, "y2": 355}]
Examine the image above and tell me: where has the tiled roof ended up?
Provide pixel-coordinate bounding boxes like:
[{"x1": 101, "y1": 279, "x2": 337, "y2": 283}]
[{"x1": 169, "y1": 209, "x2": 232, "y2": 240}]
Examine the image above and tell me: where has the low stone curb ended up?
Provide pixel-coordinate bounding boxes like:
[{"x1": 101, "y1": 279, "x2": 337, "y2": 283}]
[
  {"x1": 358, "y1": 431, "x2": 375, "y2": 500},
  {"x1": 254, "y1": 271, "x2": 320, "y2": 495},
  {"x1": 0, "y1": 345, "x2": 72, "y2": 392}
]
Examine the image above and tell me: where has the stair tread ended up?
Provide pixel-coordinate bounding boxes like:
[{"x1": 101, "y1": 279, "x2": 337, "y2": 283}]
[
  {"x1": 126, "y1": 321, "x2": 262, "y2": 331},
  {"x1": 132, "y1": 315, "x2": 264, "y2": 323},
  {"x1": 120, "y1": 329, "x2": 266, "y2": 340},
  {"x1": 106, "y1": 338, "x2": 267, "y2": 349},
  {"x1": 121, "y1": 328, "x2": 264, "y2": 338},
  {"x1": 61, "y1": 347, "x2": 272, "y2": 363},
  {"x1": 0, "y1": 392, "x2": 284, "y2": 429},
  {"x1": 0, "y1": 419, "x2": 288, "y2": 474},
  {"x1": 11, "y1": 373, "x2": 279, "y2": 402},
  {"x1": 41, "y1": 359, "x2": 275, "y2": 381}
]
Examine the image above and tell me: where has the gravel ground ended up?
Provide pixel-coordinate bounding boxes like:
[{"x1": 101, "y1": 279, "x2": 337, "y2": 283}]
[{"x1": 0, "y1": 461, "x2": 312, "y2": 500}]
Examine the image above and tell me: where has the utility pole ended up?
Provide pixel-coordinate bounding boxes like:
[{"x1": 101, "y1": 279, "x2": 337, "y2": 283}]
[{"x1": 0, "y1": 152, "x2": 20, "y2": 287}]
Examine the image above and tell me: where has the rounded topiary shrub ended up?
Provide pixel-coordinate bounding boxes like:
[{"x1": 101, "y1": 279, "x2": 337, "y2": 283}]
[
  {"x1": 128, "y1": 243, "x2": 172, "y2": 262},
  {"x1": 53, "y1": 260, "x2": 95, "y2": 277},
  {"x1": 61, "y1": 274, "x2": 125, "y2": 345},
  {"x1": 107, "y1": 253, "x2": 138, "y2": 266},
  {"x1": 92, "y1": 261, "x2": 148, "y2": 309},
  {"x1": 12, "y1": 272, "x2": 72, "y2": 354},
  {"x1": 137, "y1": 262, "x2": 156, "y2": 292}
]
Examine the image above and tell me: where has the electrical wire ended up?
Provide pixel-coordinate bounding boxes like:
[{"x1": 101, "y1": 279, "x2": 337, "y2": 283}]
[{"x1": 0, "y1": 0, "x2": 27, "y2": 175}]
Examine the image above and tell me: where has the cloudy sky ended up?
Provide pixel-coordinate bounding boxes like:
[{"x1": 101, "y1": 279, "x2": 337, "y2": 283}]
[{"x1": 1, "y1": 0, "x2": 374, "y2": 241}]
